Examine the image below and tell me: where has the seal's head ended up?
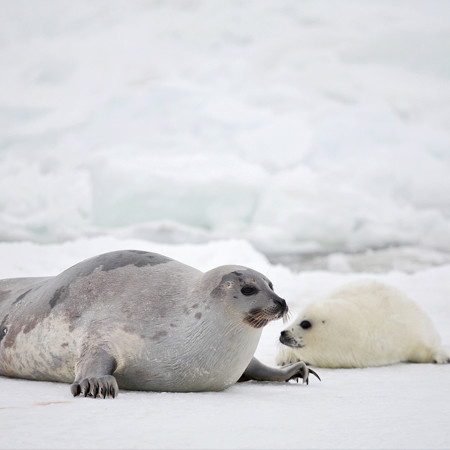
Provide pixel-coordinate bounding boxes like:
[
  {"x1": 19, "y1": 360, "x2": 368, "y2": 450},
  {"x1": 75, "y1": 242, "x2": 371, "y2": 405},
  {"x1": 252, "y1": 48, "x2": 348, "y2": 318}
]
[
  {"x1": 203, "y1": 266, "x2": 288, "y2": 328},
  {"x1": 278, "y1": 298, "x2": 366, "y2": 367}
]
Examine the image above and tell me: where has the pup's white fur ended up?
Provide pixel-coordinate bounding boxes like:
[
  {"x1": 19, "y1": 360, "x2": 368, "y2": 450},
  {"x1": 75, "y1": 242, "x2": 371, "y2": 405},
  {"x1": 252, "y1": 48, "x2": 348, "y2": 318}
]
[{"x1": 277, "y1": 280, "x2": 450, "y2": 368}]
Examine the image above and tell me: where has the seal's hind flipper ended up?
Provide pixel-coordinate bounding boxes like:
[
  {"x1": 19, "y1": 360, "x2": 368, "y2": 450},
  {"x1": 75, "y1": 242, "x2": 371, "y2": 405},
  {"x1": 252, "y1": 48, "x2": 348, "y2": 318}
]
[{"x1": 431, "y1": 345, "x2": 450, "y2": 364}]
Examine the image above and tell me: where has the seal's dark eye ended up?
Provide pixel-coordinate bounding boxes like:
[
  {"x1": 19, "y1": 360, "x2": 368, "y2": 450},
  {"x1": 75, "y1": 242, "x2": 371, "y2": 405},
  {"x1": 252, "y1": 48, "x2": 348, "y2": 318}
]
[
  {"x1": 241, "y1": 285, "x2": 258, "y2": 296},
  {"x1": 268, "y1": 282, "x2": 274, "y2": 291},
  {"x1": 300, "y1": 320, "x2": 312, "y2": 329}
]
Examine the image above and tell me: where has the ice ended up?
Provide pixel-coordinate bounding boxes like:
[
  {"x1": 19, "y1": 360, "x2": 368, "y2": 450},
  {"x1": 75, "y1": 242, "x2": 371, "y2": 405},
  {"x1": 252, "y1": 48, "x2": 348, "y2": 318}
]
[{"x1": 0, "y1": 0, "x2": 449, "y2": 256}]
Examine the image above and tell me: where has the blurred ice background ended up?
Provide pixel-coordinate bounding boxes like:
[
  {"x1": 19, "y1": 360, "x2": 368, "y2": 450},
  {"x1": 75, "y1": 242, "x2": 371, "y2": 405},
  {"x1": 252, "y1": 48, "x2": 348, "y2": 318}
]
[{"x1": 1, "y1": 0, "x2": 450, "y2": 272}]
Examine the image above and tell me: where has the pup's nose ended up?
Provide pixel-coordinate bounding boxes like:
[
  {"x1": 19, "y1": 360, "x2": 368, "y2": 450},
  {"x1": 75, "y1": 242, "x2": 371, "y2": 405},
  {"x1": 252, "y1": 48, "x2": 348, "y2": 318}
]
[{"x1": 280, "y1": 330, "x2": 287, "y2": 337}]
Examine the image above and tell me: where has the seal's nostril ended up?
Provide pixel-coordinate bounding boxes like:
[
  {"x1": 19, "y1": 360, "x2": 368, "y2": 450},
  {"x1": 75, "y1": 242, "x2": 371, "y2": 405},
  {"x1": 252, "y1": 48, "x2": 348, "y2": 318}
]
[
  {"x1": 274, "y1": 298, "x2": 287, "y2": 309},
  {"x1": 280, "y1": 330, "x2": 286, "y2": 337}
]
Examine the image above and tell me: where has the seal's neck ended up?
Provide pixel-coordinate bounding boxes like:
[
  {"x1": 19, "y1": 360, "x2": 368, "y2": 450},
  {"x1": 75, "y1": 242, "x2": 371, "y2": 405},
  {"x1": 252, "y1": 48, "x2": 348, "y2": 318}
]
[{"x1": 179, "y1": 280, "x2": 263, "y2": 389}]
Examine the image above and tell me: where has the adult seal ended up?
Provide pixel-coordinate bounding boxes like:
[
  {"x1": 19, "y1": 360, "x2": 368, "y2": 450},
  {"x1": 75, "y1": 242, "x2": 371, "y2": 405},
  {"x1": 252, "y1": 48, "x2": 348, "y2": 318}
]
[
  {"x1": 0, "y1": 250, "x2": 319, "y2": 398},
  {"x1": 277, "y1": 279, "x2": 450, "y2": 368}
]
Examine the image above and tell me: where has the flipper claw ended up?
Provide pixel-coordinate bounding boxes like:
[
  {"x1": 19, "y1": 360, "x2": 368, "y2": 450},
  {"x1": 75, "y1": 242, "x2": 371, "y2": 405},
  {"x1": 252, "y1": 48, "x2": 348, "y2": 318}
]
[{"x1": 71, "y1": 375, "x2": 119, "y2": 399}]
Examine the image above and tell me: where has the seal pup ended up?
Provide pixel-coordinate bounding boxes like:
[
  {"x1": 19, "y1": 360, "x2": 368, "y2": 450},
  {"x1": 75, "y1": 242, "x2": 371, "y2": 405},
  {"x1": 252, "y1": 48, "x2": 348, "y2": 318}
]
[
  {"x1": 0, "y1": 250, "x2": 319, "y2": 398},
  {"x1": 277, "y1": 280, "x2": 450, "y2": 368}
]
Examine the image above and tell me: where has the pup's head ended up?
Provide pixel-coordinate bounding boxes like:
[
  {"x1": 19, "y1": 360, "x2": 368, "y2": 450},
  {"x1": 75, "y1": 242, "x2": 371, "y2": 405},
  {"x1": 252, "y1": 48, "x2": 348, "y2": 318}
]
[{"x1": 278, "y1": 298, "x2": 364, "y2": 367}]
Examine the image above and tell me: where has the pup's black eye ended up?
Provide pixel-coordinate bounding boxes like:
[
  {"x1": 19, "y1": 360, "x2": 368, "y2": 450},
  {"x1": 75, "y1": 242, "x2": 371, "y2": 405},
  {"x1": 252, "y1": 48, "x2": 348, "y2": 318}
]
[
  {"x1": 300, "y1": 320, "x2": 312, "y2": 329},
  {"x1": 241, "y1": 285, "x2": 258, "y2": 296},
  {"x1": 268, "y1": 282, "x2": 274, "y2": 291}
]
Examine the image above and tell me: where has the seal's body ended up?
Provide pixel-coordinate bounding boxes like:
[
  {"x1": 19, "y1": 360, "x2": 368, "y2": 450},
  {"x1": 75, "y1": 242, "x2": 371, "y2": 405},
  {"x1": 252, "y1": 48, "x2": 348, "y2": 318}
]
[
  {"x1": 277, "y1": 280, "x2": 450, "y2": 368},
  {"x1": 0, "y1": 250, "x2": 315, "y2": 397}
]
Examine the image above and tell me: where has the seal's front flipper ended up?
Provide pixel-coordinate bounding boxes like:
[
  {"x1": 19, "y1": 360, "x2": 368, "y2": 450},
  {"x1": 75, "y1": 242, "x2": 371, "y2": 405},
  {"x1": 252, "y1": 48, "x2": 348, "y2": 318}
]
[
  {"x1": 238, "y1": 357, "x2": 320, "y2": 385},
  {"x1": 71, "y1": 348, "x2": 119, "y2": 399},
  {"x1": 71, "y1": 375, "x2": 118, "y2": 398}
]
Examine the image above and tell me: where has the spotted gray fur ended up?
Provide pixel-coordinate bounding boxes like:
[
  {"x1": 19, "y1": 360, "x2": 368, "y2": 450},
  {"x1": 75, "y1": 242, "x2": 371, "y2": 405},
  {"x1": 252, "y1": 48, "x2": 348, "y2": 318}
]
[{"x1": 0, "y1": 250, "x2": 318, "y2": 396}]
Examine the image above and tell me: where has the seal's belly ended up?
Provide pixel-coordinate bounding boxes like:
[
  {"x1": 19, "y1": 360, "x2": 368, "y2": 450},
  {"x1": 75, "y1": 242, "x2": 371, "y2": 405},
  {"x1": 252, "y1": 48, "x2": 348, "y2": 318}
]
[
  {"x1": 115, "y1": 362, "x2": 243, "y2": 392},
  {"x1": 0, "y1": 315, "x2": 80, "y2": 383},
  {"x1": 113, "y1": 333, "x2": 259, "y2": 392}
]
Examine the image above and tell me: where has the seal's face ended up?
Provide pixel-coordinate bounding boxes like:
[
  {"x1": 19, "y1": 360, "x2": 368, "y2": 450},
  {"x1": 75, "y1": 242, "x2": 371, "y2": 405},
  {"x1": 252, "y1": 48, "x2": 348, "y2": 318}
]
[
  {"x1": 280, "y1": 319, "x2": 310, "y2": 348},
  {"x1": 279, "y1": 300, "x2": 360, "y2": 352},
  {"x1": 207, "y1": 267, "x2": 288, "y2": 329}
]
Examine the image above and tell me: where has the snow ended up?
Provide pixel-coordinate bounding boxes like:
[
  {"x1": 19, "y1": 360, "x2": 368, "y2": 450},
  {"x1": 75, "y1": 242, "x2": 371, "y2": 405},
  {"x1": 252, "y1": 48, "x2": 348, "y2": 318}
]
[
  {"x1": 1, "y1": 0, "x2": 450, "y2": 448},
  {"x1": 2, "y1": 366, "x2": 449, "y2": 449},
  {"x1": 1, "y1": 237, "x2": 450, "y2": 449},
  {"x1": 0, "y1": 0, "x2": 450, "y2": 255}
]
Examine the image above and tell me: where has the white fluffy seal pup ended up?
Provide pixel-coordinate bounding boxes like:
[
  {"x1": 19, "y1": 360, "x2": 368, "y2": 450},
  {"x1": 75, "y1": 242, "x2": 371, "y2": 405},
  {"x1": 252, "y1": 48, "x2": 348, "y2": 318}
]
[
  {"x1": 277, "y1": 280, "x2": 450, "y2": 368},
  {"x1": 0, "y1": 250, "x2": 319, "y2": 398}
]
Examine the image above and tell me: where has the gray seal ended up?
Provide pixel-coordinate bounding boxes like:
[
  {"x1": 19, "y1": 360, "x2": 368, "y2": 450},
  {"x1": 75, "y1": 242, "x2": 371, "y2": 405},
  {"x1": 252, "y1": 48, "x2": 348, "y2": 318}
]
[{"x1": 0, "y1": 250, "x2": 319, "y2": 398}]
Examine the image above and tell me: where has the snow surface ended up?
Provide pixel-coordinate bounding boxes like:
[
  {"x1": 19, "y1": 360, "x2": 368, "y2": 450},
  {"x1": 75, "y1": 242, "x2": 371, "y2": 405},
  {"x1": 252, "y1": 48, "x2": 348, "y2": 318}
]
[{"x1": 1, "y1": 237, "x2": 450, "y2": 449}]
